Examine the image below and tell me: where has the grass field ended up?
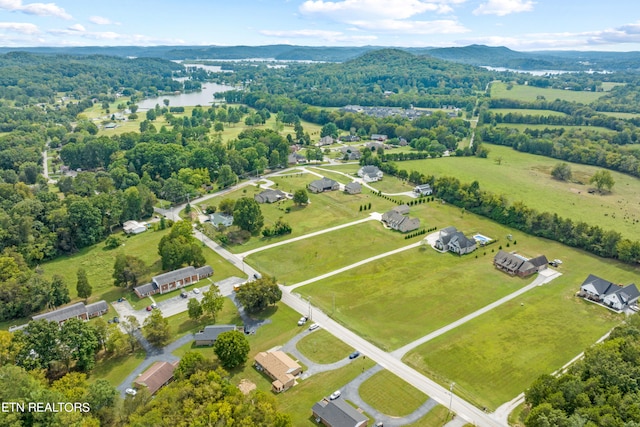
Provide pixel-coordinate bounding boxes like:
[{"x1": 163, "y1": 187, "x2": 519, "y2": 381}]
[
  {"x1": 247, "y1": 220, "x2": 411, "y2": 285},
  {"x1": 400, "y1": 145, "x2": 640, "y2": 241},
  {"x1": 599, "y1": 111, "x2": 640, "y2": 119},
  {"x1": 89, "y1": 350, "x2": 147, "y2": 387},
  {"x1": 489, "y1": 108, "x2": 568, "y2": 116},
  {"x1": 495, "y1": 123, "x2": 615, "y2": 134},
  {"x1": 296, "y1": 329, "x2": 354, "y2": 364},
  {"x1": 491, "y1": 81, "x2": 605, "y2": 104},
  {"x1": 359, "y1": 370, "x2": 429, "y2": 417},
  {"x1": 368, "y1": 177, "x2": 416, "y2": 194},
  {"x1": 405, "y1": 405, "x2": 449, "y2": 426}
]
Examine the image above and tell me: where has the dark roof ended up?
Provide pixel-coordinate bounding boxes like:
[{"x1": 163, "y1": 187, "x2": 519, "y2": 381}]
[
  {"x1": 494, "y1": 250, "x2": 526, "y2": 270},
  {"x1": 450, "y1": 232, "x2": 476, "y2": 249},
  {"x1": 255, "y1": 189, "x2": 286, "y2": 203},
  {"x1": 195, "y1": 265, "x2": 213, "y2": 277},
  {"x1": 195, "y1": 325, "x2": 236, "y2": 341},
  {"x1": 134, "y1": 361, "x2": 178, "y2": 395},
  {"x1": 345, "y1": 182, "x2": 361, "y2": 193},
  {"x1": 32, "y1": 302, "x2": 87, "y2": 323},
  {"x1": 528, "y1": 255, "x2": 549, "y2": 268},
  {"x1": 393, "y1": 204, "x2": 410, "y2": 215},
  {"x1": 153, "y1": 266, "x2": 197, "y2": 287},
  {"x1": 134, "y1": 282, "x2": 157, "y2": 295},
  {"x1": 86, "y1": 300, "x2": 108, "y2": 316},
  {"x1": 312, "y1": 399, "x2": 368, "y2": 427},
  {"x1": 360, "y1": 165, "x2": 380, "y2": 174},
  {"x1": 580, "y1": 274, "x2": 618, "y2": 295},
  {"x1": 309, "y1": 177, "x2": 339, "y2": 192}
]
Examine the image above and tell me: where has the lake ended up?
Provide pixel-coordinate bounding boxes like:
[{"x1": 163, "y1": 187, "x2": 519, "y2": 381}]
[{"x1": 137, "y1": 83, "x2": 237, "y2": 110}]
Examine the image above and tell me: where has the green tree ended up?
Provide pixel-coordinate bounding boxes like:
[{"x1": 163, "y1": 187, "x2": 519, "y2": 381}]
[
  {"x1": 187, "y1": 298, "x2": 203, "y2": 321},
  {"x1": 105, "y1": 323, "x2": 128, "y2": 356},
  {"x1": 201, "y1": 285, "x2": 224, "y2": 323},
  {"x1": 14, "y1": 319, "x2": 61, "y2": 371},
  {"x1": 113, "y1": 253, "x2": 147, "y2": 288},
  {"x1": 174, "y1": 351, "x2": 211, "y2": 380},
  {"x1": 121, "y1": 315, "x2": 140, "y2": 353},
  {"x1": 551, "y1": 162, "x2": 572, "y2": 181},
  {"x1": 218, "y1": 198, "x2": 236, "y2": 215},
  {"x1": 213, "y1": 330, "x2": 250, "y2": 369},
  {"x1": 59, "y1": 318, "x2": 99, "y2": 372},
  {"x1": 293, "y1": 189, "x2": 308, "y2": 206},
  {"x1": 158, "y1": 220, "x2": 205, "y2": 270},
  {"x1": 235, "y1": 276, "x2": 282, "y2": 313},
  {"x1": 217, "y1": 164, "x2": 237, "y2": 188},
  {"x1": 142, "y1": 309, "x2": 171, "y2": 347},
  {"x1": 233, "y1": 197, "x2": 264, "y2": 235},
  {"x1": 76, "y1": 268, "x2": 92, "y2": 300},
  {"x1": 320, "y1": 122, "x2": 339, "y2": 138},
  {"x1": 590, "y1": 169, "x2": 615, "y2": 192}
]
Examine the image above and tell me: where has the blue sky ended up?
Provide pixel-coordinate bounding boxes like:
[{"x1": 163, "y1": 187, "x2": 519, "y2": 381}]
[{"x1": 0, "y1": 0, "x2": 639, "y2": 51}]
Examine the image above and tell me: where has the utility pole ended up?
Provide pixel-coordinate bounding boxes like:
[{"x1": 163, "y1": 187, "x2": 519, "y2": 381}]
[
  {"x1": 308, "y1": 297, "x2": 312, "y2": 321},
  {"x1": 448, "y1": 382, "x2": 455, "y2": 422}
]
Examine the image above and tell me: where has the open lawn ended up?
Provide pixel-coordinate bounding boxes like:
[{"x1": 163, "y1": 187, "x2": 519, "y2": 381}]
[
  {"x1": 247, "y1": 220, "x2": 410, "y2": 285},
  {"x1": 494, "y1": 123, "x2": 615, "y2": 134},
  {"x1": 404, "y1": 404, "x2": 449, "y2": 427},
  {"x1": 359, "y1": 370, "x2": 429, "y2": 417},
  {"x1": 402, "y1": 233, "x2": 633, "y2": 410},
  {"x1": 296, "y1": 329, "x2": 354, "y2": 364},
  {"x1": 89, "y1": 350, "x2": 146, "y2": 387},
  {"x1": 489, "y1": 108, "x2": 568, "y2": 116},
  {"x1": 599, "y1": 111, "x2": 640, "y2": 119},
  {"x1": 368, "y1": 177, "x2": 416, "y2": 194},
  {"x1": 401, "y1": 145, "x2": 640, "y2": 241},
  {"x1": 491, "y1": 81, "x2": 605, "y2": 104},
  {"x1": 165, "y1": 297, "x2": 243, "y2": 342},
  {"x1": 319, "y1": 164, "x2": 361, "y2": 174}
]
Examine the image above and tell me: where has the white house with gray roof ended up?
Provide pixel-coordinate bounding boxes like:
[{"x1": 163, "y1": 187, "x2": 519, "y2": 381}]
[
  {"x1": 578, "y1": 274, "x2": 640, "y2": 311},
  {"x1": 357, "y1": 165, "x2": 383, "y2": 182}
]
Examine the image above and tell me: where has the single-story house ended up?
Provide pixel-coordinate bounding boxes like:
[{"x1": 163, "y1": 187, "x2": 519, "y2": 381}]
[
  {"x1": 340, "y1": 146, "x2": 361, "y2": 161},
  {"x1": 134, "y1": 361, "x2": 179, "y2": 395},
  {"x1": 210, "y1": 213, "x2": 233, "y2": 228},
  {"x1": 578, "y1": 274, "x2": 640, "y2": 311},
  {"x1": 357, "y1": 166, "x2": 383, "y2": 183},
  {"x1": 493, "y1": 250, "x2": 548, "y2": 277},
  {"x1": 288, "y1": 152, "x2": 306, "y2": 164},
  {"x1": 312, "y1": 398, "x2": 368, "y2": 427},
  {"x1": 370, "y1": 134, "x2": 388, "y2": 141},
  {"x1": 365, "y1": 141, "x2": 385, "y2": 151},
  {"x1": 31, "y1": 300, "x2": 109, "y2": 324},
  {"x1": 123, "y1": 220, "x2": 147, "y2": 235},
  {"x1": 339, "y1": 135, "x2": 360, "y2": 143},
  {"x1": 434, "y1": 226, "x2": 477, "y2": 255},
  {"x1": 133, "y1": 265, "x2": 213, "y2": 298},
  {"x1": 308, "y1": 177, "x2": 340, "y2": 193},
  {"x1": 345, "y1": 182, "x2": 362, "y2": 195},
  {"x1": 194, "y1": 325, "x2": 236, "y2": 346},
  {"x1": 317, "y1": 136, "x2": 334, "y2": 146},
  {"x1": 254, "y1": 189, "x2": 287, "y2": 204},
  {"x1": 381, "y1": 205, "x2": 420, "y2": 233},
  {"x1": 254, "y1": 350, "x2": 302, "y2": 393},
  {"x1": 414, "y1": 184, "x2": 432, "y2": 196}
]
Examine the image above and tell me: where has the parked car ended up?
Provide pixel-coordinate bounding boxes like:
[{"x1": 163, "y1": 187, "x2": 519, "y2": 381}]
[
  {"x1": 145, "y1": 306, "x2": 152, "y2": 311},
  {"x1": 253, "y1": 272, "x2": 262, "y2": 280},
  {"x1": 151, "y1": 303, "x2": 157, "y2": 309},
  {"x1": 329, "y1": 390, "x2": 341, "y2": 400},
  {"x1": 193, "y1": 288, "x2": 200, "y2": 294},
  {"x1": 180, "y1": 291, "x2": 188, "y2": 298},
  {"x1": 117, "y1": 297, "x2": 125, "y2": 302},
  {"x1": 125, "y1": 388, "x2": 137, "y2": 396},
  {"x1": 297, "y1": 316, "x2": 308, "y2": 326},
  {"x1": 113, "y1": 317, "x2": 120, "y2": 324},
  {"x1": 349, "y1": 351, "x2": 360, "y2": 359},
  {"x1": 308, "y1": 323, "x2": 320, "y2": 331}
]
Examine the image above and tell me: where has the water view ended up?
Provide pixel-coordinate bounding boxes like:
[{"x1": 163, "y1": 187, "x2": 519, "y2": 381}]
[{"x1": 137, "y1": 83, "x2": 236, "y2": 110}]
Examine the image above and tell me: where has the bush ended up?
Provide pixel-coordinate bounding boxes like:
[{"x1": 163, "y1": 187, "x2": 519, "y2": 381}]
[{"x1": 104, "y1": 235, "x2": 122, "y2": 250}]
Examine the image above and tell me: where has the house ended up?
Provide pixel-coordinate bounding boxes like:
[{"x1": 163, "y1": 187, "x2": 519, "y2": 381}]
[
  {"x1": 357, "y1": 166, "x2": 383, "y2": 183},
  {"x1": 134, "y1": 361, "x2": 179, "y2": 395},
  {"x1": 339, "y1": 135, "x2": 360, "y2": 143},
  {"x1": 31, "y1": 300, "x2": 109, "y2": 324},
  {"x1": 308, "y1": 177, "x2": 340, "y2": 193},
  {"x1": 194, "y1": 325, "x2": 236, "y2": 346},
  {"x1": 493, "y1": 250, "x2": 548, "y2": 277},
  {"x1": 210, "y1": 212, "x2": 233, "y2": 228},
  {"x1": 434, "y1": 226, "x2": 477, "y2": 255},
  {"x1": 381, "y1": 205, "x2": 420, "y2": 233},
  {"x1": 254, "y1": 350, "x2": 302, "y2": 393},
  {"x1": 365, "y1": 142, "x2": 385, "y2": 151},
  {"x1": 414, "y1": 184, "x2": 433, "y2": 196},
  {"x1": 288, "y1": 152, "x2": 306, "y2": 164},
  {"x1": 340, "y1": 146, "x2": 361, "y2": 161},
  {"x1": 123, "y1": 220, "x2": 147, "y2": 235},
  {"x1": 317, "y1": 136, "x2": 334, "y2": 146},
  {"x1": 133, "y1": 265, "x2": 213, "y2": 298},
  {"x1": 578, "y1": 274, "x2": 640, "y2": 311},
  {"x1": 312, "y1": 398, "x2": 368, "y2": 427},
  {"x1": 344, "y1": 182, "x2": 362, "y2": 195},
  {"x1": 370, "y1": 134, "x2": 388, "y2": 141},
  {"x1": 254, "y1": 189, "x2": 287, "y2": 204}
]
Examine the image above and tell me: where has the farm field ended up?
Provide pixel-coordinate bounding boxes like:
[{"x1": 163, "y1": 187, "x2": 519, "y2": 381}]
[
  {"x1": 489, "y1": 108, "x2": 568, "y2": 116},
  {"x1": 247, "y1": 220, "x2": 411, "y2": 285},
  {"x1": 493, "y1": 123, "x2": 615, "y2": 133},
  {"x1": 490, "y1": 81, "x2": 605, "y2": 104},
  {"x1": 400, "y1": 145, "x2": 640, "y2": 241},
  {"x1": 599, "y1": 111, "x2": 640, "y2": 119}
]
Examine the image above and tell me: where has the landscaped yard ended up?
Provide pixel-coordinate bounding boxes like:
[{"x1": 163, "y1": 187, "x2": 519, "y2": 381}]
[
  {"x1": 359, "y1": 370, "x2": 429, "y2": 417},
  {"x1": 296, "y1": 329, "x2": 354, "y2": 364},
  {"x1": 490, "y1": 81, "x2": 605, "y2": 104},
  {"x1": 401, "y1": 144, "x2": 640, "y2": 241}
]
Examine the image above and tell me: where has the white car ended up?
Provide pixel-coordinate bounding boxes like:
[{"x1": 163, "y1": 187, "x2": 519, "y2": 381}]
[
  {"x1": 297, "y1": 316, "x2": 308, "y2": 326},
  {"x1": 308, "y1": 323, "x2": 320, "y2": 331},
  {"x1": 193, "y1": 288, "x2": 200, "y2": 294},
  {"x1": 329, "y1": 390, "x2": 341, "y2": 400},
  {"x1": 125, "y1": 388, "x2": 137, "y2": 396}
]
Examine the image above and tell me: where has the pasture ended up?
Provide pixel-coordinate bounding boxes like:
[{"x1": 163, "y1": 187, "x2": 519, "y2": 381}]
[
  {"x1": 400, "y1": 145, "x2": 640, "y2": 241},
  {"x1": 494, "y1": 123, "x2": 615, "y2": 133},
  {"x1": 490, "y1": 81, "x2": 605, "y2": 104},
  {"x1": 489, "y1": 108, "x2": 568, "y2": 116}
]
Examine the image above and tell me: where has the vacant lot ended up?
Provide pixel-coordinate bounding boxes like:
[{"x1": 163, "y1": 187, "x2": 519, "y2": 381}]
[
  {"x1": 359, "y1": 370, "x2": 429, "y2": 417},
  {"x1": 401, "y1": 145, "x2": 640, "y2": 240},
  {"x1": 491, "y1": 81, "x2": 605, "y2": 104},
  {"x1": 296, "y1": 329, "x2": 354, "y2": 364}
]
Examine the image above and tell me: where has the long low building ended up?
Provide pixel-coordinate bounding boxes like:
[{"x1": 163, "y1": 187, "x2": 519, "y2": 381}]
[
  {"x1": 31, "y1": 300, "x2": 109, "y2": 324},
  {"x1": 134, "y1": 265, "x2": 213, "y2": 298},
  {"x1": 134, "y1": 361, "x2": 179, "y2": 395}
]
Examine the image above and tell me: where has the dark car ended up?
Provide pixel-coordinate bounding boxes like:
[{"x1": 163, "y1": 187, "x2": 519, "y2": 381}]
[
  {"x1": 349, "y1": 351, "x2": 360, "y2": 359},
  {"x1": 117, "y1": 297, "x2": 125, "y2": 302},
  {"x1": 180, "y1": 291, "x2": 188, "y2": 298},
  {"x1": 146, "y1": 306, "x2": 152, "y2": 311},
  {"x1": 113, "y1": 317, "x2": 120, "y2": 323}
]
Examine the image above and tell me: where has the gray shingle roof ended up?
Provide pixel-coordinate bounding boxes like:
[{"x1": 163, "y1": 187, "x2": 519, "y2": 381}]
[
  {"x1": 312, "y1": 399, "x2": 367, "y2": 427},
  {"x1": 32, "y1": 302, "x2": 87, "y2": 323},
  {"x1": 134, "y1": 282, "x2": 157, "y2": 295},
  {"x1": 580, "y1": 274, "x2": 617, "y2": 295},
  {"x1": 195, "y1": 325, "x2": 236, "y2": 341},
  {"x1": 195, "y1": 265, "x2": 213, "y2": 278},
  {"x1": 153, "y1": 266, "x2": 197, "y2": 287},
  {"x1": 86, "y1": 300, "x2": 108, "y2": 316}
]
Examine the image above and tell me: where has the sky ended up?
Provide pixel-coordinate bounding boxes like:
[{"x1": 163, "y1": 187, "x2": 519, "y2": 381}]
[{"x1": 0, "y1": 0, "x2": 639, "y2": 51}]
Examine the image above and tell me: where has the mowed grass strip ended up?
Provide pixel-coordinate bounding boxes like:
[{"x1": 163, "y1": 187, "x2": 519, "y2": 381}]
[
  {"x1": 359, "y1": 370, "x2": 429, "y2": 417},
  {"x1": 400, "y1": 144, "x2": 640, "y2": 241},
  {"x1": 403, "y1": 244, "x2": 631, "y2": 410},
  {"x1": 404, "y1": 404, "x2": 449, "y2": 427},
  {"x1": 247, "y1": 220, "x2": 409, "y2": 284},
  {"x1": 490, "y1": 81, "x2": 605, "y2": 104},
  {"x1": 489, "y1": 108, "x2": 568, "y2": 116},
  {"x1": 296, "y1": 329, "x2": 354, "y2": 364}
]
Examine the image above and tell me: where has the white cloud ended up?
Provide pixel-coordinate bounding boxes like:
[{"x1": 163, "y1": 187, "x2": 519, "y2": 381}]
[
  {"x1": 0, "y1": 21, "x2": 38, "y2": 34},
  {"x1": 89, "y1": 15, "x2": 118, "y2": 26},
  {"x1": 260, "y1": 28, "x2": 377, "y2": 43},
  {"x1": 349, "y1": 18, "x2": 468, "y2": 34},
  {"x1": 300, "y1": 0, "x2": 461, "y2": 20},
  {"x1": 47, "y1": 27, "x2": 185, "y2": 45},
  {"x1": 473, "y1": 0, "x2": 534, "y2": 16},
  {"x1": 0, "y1": 0, "x2": 72, "y2": 19},
  {"x1": 67, "y1": 23, "x2": 84, "y2": 32}
]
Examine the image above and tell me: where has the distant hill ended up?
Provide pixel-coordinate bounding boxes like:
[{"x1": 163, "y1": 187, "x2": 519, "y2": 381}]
[{"x1": 0, "y1": 44, "x2": 639, "y2": 71}]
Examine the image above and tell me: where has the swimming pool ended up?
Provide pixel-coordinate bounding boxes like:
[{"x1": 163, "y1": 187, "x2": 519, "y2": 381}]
[{"x1": 474, "y1": 234, "x2": 492, "y2": 244}]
